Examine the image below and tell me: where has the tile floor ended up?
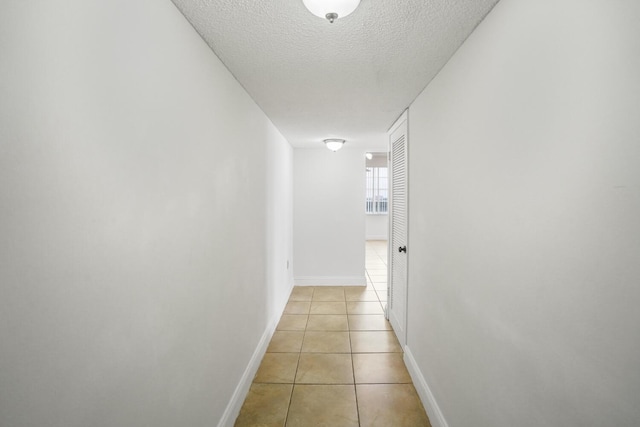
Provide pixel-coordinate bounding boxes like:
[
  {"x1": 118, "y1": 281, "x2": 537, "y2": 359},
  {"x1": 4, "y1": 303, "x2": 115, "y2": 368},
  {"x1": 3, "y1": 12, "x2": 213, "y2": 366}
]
[{"x1": 234, "y1": 241, "x2": 431, "y2": 427}]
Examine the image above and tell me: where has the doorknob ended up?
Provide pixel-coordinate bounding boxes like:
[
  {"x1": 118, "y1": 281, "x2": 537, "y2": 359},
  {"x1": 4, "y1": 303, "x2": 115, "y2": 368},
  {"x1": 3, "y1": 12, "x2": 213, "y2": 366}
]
[{"x1": 398, "y1": 246, "x2": 407, "y2": 253}]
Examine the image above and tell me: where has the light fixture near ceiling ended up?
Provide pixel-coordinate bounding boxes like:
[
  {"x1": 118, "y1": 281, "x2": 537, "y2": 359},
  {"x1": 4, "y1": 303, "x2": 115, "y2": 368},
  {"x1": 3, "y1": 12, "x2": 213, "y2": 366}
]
[
  {"x1": 324, "y1": 138, "x2": 346, "y2": 152},
  {"x1": 302, "y1": 0, "x2": 361, "y2": 23}
]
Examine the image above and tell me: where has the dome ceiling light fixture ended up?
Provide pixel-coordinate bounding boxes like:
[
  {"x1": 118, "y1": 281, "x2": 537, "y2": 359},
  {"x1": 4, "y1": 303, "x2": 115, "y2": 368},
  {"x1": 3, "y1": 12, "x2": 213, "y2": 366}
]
[
  {"x1": 324, "y1": 138, "x2": 346, "y2": 152},
  {"x1": 302, "y1": 0, "x2": 361, "y2": 23}
]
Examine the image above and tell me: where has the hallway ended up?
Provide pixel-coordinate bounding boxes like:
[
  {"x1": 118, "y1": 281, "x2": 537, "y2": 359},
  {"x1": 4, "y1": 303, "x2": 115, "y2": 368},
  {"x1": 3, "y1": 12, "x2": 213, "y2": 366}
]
[{"x1": 234, "y1": 241, "x2": 430, "y2": 426}]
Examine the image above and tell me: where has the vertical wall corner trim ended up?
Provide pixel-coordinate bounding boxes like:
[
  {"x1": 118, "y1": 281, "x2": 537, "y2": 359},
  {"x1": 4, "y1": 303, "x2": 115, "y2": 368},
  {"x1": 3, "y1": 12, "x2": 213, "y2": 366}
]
[
  {"x1": 404, "y1": 346, "x2": 449, "y2": 427},
  {"x1": 216, "y1": 284, "x2": 293, "y2": 427}
]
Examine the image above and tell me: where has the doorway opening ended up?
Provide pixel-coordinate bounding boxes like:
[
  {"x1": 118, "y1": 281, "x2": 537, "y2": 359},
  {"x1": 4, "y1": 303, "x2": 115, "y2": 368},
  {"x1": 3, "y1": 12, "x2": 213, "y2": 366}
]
[
  {"x1": 365, "y1": 152, "x2": 389, "y2": 306},
  {"x1": 365, "y1": 241, "x2": 388, "y2": 306}
]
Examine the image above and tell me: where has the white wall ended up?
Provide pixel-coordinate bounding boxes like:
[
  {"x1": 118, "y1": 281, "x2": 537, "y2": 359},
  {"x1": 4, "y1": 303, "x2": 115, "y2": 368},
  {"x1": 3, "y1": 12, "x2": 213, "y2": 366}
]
[
  {"x1": 366, "y1": 215, "x2": 388, "y2": 241},
  {"x1": 406, "y1": 1, "x2": 640, "y2": 426},
  {"x1": 0, "y1": 1, "x2": 293, "y2": 426},
  {"x1": 266, "y1": 129, "x2": 295, "y2": 311},
  {"x1": 293, "y1": 148, "x2": 366, "y2": 285}
]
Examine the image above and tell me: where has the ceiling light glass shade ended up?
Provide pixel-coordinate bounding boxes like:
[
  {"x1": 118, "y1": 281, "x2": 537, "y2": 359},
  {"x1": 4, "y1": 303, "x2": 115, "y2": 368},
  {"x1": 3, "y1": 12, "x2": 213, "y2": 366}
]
[
  {"x1": 324, "y1": 139, "x2": 346, "y2": 151},
  {"x1": 303, "y1": 0, "x2": 361, "y2": 23},
  {"x1": 365, "y1": 152, "x2": 373, "y2": 160}
]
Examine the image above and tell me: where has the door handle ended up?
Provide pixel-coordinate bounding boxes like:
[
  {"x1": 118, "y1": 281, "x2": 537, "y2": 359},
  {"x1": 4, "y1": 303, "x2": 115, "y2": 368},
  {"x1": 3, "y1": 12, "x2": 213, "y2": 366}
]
[{"x1": 398, "y1": 246, "x2": 407, "y2": 253}]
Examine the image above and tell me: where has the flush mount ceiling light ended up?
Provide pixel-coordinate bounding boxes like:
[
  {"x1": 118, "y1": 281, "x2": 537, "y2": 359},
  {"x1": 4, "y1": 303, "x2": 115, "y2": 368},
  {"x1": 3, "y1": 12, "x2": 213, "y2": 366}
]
[
  {"x1": 324, "y1": 139, "x2": 346, "y2": 152},
  {"x1": 365, "y1": 152, "x2": 373, "y2": 160},
  {"x1": 302, "y1": 0, "x2": 361, "y2": 23}
]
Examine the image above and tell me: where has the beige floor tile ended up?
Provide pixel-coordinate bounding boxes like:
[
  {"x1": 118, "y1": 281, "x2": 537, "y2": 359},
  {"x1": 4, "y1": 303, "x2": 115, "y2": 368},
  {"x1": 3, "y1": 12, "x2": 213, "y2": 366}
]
[
  {"x1": 234, "y1": 383, "x2": 292, "y2": 427},
  {"x1": 254, "y1": 353, "x2": 300, "y2": 383},
  {"x1": 357, "y1": 384, "x2": 431, "y2": 427},
  {"x1": 286, "y1": 385, "x2": 358, "y2": 427},
  {"x1": 295, "y1": 353, "x2": 354, "y2": 384},
  {"x1": 310, "y1": 301, "x2": 346, "y2": 315},
  {"x1": 345, "y1": 289, "x2": 380, "y2": 302},
  {"x1": 284, "y1": 301, "x2": 311, "y2": 315},
  {"x1": 301, "y1": 331, "x2": 351, "y2": 353},
  {"x1": 353, "y1": 353, "x2": 411, "y2": 384},
  {"x1": 351, "y1": 331, "x2": 401, "y2": 353},
  {"x1": 346, "y1": 301, "x2": 384, "y2": 315},
  {"x1": 267, "y1": 331, "x2": 305, "y2": 353},
  {"x1": 306, "y1": 315, "x2": 348, "y2": 331},
  {"x1": 348, "y1": 315, "x2": 392, "y2": 331},
  {"x1": 312, "y1": 287, "x2": 345, "y2": 301},
  {"x1": 277, "y1": 315, "x2": 308, "y2": 331},
  {"x1": 288, "y1": 286, "x2": 314, "y2": 302}
]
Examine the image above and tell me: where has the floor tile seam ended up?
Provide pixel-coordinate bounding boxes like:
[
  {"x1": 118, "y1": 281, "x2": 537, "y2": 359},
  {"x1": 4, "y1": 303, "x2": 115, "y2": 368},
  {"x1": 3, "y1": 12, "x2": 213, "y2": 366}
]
[
  {"x1": 299, "y1": 328, "x2": 352, "y2": 353},
  {"x1": 252, "y1": 380, "x2": 296, "y2": 385},
  {"x1": 348, "y1": 329, "x2": 402, "y2": 354},
  {"x1": 308, "y1": 313, "x2": 348, "y2": 316},
  {"x1": 348, "y1": 327, "x2": 361, "y2": 427},
  {"x1": 295, "y1": 353, "x2": 354, "y2": 385},
  {"x1": 351, "y1": 351, "x2": 404, "y2": 354},
  {"x1": 352, "y1": 351, "x2": 400, "y2": 355},
  {"x1": 282, "y1": 335, "x2": 303, "y2": 427}
]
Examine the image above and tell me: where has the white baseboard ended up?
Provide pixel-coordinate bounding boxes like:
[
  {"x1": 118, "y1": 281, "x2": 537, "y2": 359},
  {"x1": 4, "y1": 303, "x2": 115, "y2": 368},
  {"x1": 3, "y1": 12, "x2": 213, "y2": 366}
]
[
  {"x1": 404, "y1": 346, "x2": 449, "y2": 427},
  {"x1": 217, "y1": 283, "x2": 292, "y2": 427},
  {"x1": 366, "y1": 235, "x2": 388, "y2": 241},
  {"x1": 294, "y1": 276, "x2": 367, "y2": 286}
]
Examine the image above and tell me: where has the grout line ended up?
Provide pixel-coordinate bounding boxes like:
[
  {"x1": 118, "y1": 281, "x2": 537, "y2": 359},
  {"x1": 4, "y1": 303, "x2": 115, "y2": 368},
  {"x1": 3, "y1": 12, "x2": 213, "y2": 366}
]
[
  {"x1": 348, "y1": 303, "x2": 361, "y2": 427},
  {"x1": 282, "y1": 287, "x2": 313, "y2": 427}
]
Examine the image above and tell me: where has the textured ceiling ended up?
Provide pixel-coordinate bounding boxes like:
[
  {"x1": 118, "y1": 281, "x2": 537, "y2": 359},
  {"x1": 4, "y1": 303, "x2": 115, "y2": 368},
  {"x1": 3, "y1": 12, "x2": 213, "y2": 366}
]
[{"x1": 171, "y1": 0, "x2": 499, "y2": 148}]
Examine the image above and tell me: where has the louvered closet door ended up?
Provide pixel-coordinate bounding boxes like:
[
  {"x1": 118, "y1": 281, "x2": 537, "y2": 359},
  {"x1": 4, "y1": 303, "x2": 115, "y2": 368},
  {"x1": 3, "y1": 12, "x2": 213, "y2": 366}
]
[{"x1": 388, "y1": 112, "x2": 408, "y2": 348}]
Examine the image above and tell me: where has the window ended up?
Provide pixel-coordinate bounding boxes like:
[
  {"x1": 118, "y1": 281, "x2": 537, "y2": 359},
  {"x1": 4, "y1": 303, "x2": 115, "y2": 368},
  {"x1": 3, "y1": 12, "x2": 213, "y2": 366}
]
[{"x1": 365, "y1": 166, "x2": 388, "y2": 214}]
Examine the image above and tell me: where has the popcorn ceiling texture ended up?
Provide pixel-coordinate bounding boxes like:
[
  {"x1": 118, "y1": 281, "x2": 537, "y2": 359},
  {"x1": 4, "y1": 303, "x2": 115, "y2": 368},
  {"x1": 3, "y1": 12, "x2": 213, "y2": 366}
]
[{"x1": 171, "y1": 0, "x2": 500, "y2": 148}]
